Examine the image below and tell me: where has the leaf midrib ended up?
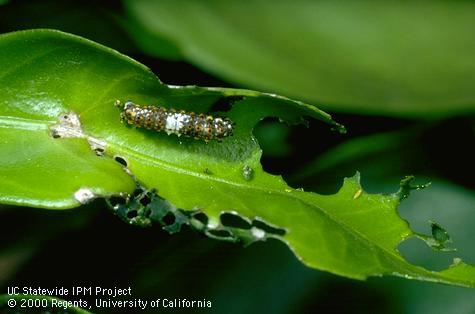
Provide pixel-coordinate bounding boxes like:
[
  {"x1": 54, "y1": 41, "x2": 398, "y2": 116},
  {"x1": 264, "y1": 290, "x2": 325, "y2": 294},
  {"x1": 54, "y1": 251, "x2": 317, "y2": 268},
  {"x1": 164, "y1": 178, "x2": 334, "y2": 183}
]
[
  {"x1": 0, "y1": 116, "x2": 52, "y2": 130},
  {"x1": 0, "y1": 103, "x2": 440, "y2": 285}
]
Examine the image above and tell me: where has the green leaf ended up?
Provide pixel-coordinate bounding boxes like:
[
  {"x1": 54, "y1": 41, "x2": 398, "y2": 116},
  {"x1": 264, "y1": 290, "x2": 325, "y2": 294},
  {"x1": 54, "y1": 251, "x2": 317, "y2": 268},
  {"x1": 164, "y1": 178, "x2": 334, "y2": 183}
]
[
  {"x1": 118, "y1": 14, "x2": 182, "y2": 61},
  {"x1": 124, "y1": 0, "x2": 475, "y2": 117},
  {"x1": 1, "y1": 29, "x2": 475, "y2": 287},
  {"x1": 0, "y1": 294, "x2": 92, "y2": 314}
]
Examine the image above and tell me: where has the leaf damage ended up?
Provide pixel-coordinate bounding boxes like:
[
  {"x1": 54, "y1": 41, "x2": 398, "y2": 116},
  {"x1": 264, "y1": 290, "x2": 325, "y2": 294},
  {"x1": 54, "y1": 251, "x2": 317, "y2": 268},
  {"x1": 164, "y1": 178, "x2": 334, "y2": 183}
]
[
  {"x1": 1, "y1": 29, "x2": 474, "y2": 288},
  {"x1": 106, "y1": 185, "x2": 287, "y2": 246},
  {"x1": 73, "y1": 188, "x2": 96, "y2": 204},
  {"x1": 50, "y1": 111, "x2": 106, "y2": 156}
]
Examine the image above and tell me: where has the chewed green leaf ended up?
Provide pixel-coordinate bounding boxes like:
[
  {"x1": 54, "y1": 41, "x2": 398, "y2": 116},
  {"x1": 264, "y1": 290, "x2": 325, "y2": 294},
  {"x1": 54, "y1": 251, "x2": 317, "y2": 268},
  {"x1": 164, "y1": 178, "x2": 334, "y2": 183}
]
[
  {"x1": 0, "y1": 29, "x2": 474, "y2": 287},
  {"x1": 415, "y1": 220, "x2": 455, "y2": 252},
  {"x1": 295, "y1": 174, "x2": 475, "y2": 286}
]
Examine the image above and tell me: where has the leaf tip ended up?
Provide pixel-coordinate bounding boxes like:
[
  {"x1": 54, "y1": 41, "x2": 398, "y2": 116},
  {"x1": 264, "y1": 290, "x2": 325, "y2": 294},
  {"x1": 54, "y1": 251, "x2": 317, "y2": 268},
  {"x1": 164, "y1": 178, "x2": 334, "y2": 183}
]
[
  {"x1": 331, "y1": 122, "x2": 347, "y2": 134},
  {"x1": 346, "y1": 171, "x2": 362, "y2": 185}
]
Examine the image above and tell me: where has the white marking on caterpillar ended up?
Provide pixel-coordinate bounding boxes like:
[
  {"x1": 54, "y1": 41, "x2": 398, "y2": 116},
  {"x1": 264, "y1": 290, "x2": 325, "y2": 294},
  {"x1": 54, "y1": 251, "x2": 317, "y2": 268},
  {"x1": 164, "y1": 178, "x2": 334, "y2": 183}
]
[{"x1": 115, "y1": 100, "x2": 234, "y2": 142}]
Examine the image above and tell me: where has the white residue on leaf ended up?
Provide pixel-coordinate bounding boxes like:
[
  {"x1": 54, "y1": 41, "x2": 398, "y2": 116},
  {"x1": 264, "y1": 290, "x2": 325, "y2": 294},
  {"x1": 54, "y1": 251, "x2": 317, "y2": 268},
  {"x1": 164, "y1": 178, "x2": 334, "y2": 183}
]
[
  {"x1": 30, "y1": 100, "x2": 64, "y2": 118},
  {"x1": 88, "y1": 138, "x2": 107, "y2": 156},
  {"x1": 251, "y1": 227, "x2": 266, "y2": 240},
  {"x1": 50, "y1": 111, "x2": 83, "y2": 138},
  {"x1": 74, "y1": 188, "x2": 95, "y2": 204},
  {"x1": 50, "y1": 111, "x2": 107, "y2": 154}
]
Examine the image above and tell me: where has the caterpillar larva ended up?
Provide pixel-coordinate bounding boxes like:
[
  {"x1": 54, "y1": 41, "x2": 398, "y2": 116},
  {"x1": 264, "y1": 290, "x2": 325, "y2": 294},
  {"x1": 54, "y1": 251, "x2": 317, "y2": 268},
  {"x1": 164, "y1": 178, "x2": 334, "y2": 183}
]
[{"x1": 115, "y1": 100, "x2": 234, "y2": 142}]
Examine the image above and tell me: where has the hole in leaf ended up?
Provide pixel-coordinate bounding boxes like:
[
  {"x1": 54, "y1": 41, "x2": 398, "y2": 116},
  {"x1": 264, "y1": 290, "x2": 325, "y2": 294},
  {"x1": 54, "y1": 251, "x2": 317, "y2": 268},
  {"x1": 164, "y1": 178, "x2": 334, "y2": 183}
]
[
  {"x1": 207, "y1": 229, "x2": 233, "y2": 238},
  {"x1": 210, "y1": 96, "x2": 243, "y2": 112},
  {"x1": 162, "y1": 213, "x2": 175, "y2": 226},
  {"x1": 254, "y1": 118, "x2": 292, "y2": 161},
  {"x1": 252, "y1": 219, "x2": 286, "y2": 236},
  {"x1": 132, "y1": 188, "x2": 143, "y2": 198},
  {"x1": 254, "y1": 117, "x2": 348, "y2": 194},
  {"x1": 114, "y1": 156, "x2": 128, "y2": 167},
  {"x1": 127, "y1": 210, "x2": 138, "y2": 219},
  {"x1": 108, "y1": 196, "x2": 126, "y2": 207},
  {"x1": 220, "y1": 212, "x2": 251, "y2": 229},
  {"x1": 139, "y1": 194, "x2": 151, "y2": 206},
  {"x1": 192, "y1": 212, "x2": 208, "y2": 225},
  {"x1": 51, "y1": 130, "x2": 61, "y2": 139},
  {"x1": 398, "y1": 236, "x2": 455, "y2": 271},
  {"x1": 94, "y1": 147, "x2": 105, "y2": 156}
]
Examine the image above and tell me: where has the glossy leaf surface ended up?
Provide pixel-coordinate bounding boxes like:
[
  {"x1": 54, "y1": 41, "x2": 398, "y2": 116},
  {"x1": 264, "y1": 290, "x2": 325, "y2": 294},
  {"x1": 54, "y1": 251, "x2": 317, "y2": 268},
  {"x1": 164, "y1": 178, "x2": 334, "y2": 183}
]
[{"x1": 0, "y1": 30, "x2": 474, "y2": 287}]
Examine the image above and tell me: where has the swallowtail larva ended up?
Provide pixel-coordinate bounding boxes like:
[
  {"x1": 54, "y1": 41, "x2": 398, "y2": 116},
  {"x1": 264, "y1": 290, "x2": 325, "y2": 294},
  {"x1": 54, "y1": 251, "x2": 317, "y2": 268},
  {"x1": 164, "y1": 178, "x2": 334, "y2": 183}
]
[{"x1": 115, "y1": 100, "x2": 234, "y2": 142}]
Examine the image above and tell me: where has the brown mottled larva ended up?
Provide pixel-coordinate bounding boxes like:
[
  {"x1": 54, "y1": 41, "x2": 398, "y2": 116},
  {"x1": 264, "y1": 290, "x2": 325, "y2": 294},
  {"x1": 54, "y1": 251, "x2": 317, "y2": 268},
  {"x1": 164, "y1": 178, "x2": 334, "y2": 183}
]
[{"x1": 115, "y1": 100, "x2": 234, "y2": 142}]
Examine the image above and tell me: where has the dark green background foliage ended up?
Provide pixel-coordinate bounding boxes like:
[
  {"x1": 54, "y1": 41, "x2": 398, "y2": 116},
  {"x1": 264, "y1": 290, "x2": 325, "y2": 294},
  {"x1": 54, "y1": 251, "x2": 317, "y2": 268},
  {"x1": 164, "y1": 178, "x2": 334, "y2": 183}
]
[{"x1": 1, "y1": 1, "x2": 475, "y2": 313}]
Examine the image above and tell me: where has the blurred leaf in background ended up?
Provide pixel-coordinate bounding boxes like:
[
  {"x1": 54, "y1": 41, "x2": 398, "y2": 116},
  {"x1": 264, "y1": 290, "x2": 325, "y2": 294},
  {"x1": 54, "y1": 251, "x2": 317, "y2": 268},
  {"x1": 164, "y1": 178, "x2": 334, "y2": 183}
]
[
  {"x1": 0, "y1": 0, "x2": 134, "y2": 52},
  {"x1": 124, "y1": 0, "x2": 475, "y2": 117}
]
